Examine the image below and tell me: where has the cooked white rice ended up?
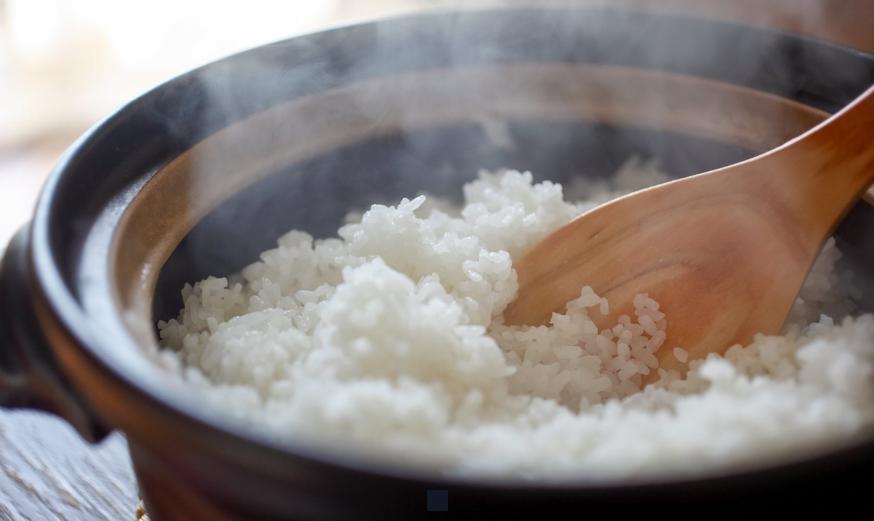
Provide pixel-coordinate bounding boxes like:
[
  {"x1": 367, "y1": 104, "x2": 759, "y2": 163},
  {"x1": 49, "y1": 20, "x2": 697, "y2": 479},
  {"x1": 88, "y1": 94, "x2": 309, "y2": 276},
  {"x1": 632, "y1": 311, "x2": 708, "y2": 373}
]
[{"x1": 157, "y1": 161, "x2": 874, "y2": 480}]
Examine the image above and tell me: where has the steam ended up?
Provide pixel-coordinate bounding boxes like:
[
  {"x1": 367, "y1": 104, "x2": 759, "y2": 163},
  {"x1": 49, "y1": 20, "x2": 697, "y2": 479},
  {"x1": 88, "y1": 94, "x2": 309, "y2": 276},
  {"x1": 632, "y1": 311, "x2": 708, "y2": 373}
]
[{"x1": 152, "y1": 2, "x2": 874, "y2": 321}]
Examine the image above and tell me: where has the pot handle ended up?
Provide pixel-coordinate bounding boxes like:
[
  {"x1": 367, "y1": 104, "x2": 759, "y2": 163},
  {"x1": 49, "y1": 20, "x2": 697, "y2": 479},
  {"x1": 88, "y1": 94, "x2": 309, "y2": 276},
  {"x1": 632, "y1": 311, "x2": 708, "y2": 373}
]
[{"x1": 0, "y1": 225, "x2": 108, "y2": 442}]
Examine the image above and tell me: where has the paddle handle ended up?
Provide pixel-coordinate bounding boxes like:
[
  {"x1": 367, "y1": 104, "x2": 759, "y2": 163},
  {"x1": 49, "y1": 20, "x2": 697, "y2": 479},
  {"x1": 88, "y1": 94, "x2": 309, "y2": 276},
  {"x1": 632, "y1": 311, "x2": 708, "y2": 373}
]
[{"x1": 759, "y1": 84, "x2": 874, "y2": 244}]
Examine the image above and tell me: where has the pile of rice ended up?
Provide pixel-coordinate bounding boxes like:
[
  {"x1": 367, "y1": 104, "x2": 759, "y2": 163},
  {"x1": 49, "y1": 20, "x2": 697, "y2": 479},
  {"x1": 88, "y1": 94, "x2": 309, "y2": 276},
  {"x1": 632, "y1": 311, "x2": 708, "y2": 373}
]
[{"x1": 158, "y1": 160, "x2": 874, "y2": 480}]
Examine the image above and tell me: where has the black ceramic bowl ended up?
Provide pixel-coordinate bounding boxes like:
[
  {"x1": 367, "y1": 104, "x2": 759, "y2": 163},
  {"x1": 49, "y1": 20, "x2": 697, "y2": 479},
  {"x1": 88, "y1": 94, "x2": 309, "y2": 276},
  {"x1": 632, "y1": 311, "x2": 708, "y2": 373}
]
[{"x1": 2, "y1": 7, "x2": 874, "y2": 519}]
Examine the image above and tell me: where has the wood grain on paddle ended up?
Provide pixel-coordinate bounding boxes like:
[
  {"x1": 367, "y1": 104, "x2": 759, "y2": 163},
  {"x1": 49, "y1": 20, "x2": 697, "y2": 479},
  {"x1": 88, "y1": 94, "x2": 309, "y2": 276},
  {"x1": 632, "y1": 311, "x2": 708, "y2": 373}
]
[{"x1": 505, "y1": 85, "x2": 874, "y2": 375}]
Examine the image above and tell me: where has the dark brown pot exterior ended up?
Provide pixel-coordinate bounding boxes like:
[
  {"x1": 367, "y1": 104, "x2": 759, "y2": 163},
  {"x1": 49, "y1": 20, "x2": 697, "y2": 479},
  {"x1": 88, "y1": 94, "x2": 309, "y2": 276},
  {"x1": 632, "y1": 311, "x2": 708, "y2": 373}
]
[{"x1": 3, "y1": 7, "x2": 874, "y2": 520}]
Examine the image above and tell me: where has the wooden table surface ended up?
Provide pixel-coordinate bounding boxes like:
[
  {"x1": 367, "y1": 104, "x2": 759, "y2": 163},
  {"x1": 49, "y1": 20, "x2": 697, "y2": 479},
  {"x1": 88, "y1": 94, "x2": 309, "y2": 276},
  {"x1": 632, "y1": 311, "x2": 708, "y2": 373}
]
[{"x1": 0, "y1": 411, "x2": 136, "y2": 521}]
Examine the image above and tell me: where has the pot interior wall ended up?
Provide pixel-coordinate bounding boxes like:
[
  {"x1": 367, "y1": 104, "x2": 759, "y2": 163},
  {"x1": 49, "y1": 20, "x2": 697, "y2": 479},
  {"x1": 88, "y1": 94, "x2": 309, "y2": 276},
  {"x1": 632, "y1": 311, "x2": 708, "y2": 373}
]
[{"x1": 152, "y1": 121, "x2": 874, "y2": 324}]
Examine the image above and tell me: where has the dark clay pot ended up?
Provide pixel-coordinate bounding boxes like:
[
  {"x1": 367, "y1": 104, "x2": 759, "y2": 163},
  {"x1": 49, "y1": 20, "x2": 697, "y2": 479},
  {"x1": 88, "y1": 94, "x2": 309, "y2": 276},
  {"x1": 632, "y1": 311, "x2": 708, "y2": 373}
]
[{"x1": 2, "y1": 7, "x2": 874, "y2": 519}]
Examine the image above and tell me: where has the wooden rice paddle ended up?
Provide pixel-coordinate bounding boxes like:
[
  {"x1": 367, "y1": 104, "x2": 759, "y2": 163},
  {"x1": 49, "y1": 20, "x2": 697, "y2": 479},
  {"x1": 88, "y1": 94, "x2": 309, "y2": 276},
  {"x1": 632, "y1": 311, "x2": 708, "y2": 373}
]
[{"x1": 504, "y1": 85, "x2": 874, "y2": 377}]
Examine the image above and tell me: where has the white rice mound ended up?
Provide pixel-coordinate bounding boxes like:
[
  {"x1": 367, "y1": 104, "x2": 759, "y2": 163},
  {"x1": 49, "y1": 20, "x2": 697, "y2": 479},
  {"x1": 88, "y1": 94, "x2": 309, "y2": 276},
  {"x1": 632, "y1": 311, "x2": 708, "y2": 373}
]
[{"x1": 158, "y1": 162, "x2": 874, "y2": 480}]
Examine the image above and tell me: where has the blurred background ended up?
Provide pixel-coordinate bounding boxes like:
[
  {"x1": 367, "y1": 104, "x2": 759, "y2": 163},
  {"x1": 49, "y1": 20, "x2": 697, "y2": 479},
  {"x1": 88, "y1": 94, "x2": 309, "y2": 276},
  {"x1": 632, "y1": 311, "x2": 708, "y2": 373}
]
[
  {"x1": 1, "y1": 0, "x2": 873, "y2": 249},
  {"x1": 0, "y1": 0, "x2": 463, "y2": 248}
]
